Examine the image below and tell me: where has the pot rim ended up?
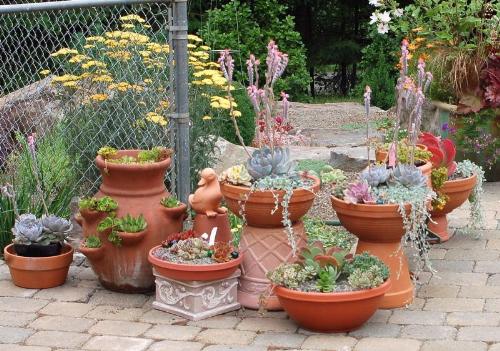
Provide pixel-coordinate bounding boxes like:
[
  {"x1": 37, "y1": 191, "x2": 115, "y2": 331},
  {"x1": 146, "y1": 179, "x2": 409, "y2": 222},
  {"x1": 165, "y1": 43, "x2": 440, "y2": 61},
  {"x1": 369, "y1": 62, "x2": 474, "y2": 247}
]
[
  {"x1": 148, "y1": 245, "x2": 243, "y2": 272},
  {"x1": 441, "y1": 173, "x2": 477, "y2": 191},
  {"x1": 4, "y1": 243, "x2": 74, "y2": 268},
  {"x1": 274, "y1": 278, "x2": 391, "y2": 302},
  {"x1": 95, "y1": 149, "x2": 172, "y2": 172},
  {"x1": 221, "y1": 173, "x2": 321, "y2": 195},
  {"x1": 331, "y1": 195, "x2": 410, "y2": 213},
  {"x1": 160, "y1": 202, "x2": 188, "y2": 211}
]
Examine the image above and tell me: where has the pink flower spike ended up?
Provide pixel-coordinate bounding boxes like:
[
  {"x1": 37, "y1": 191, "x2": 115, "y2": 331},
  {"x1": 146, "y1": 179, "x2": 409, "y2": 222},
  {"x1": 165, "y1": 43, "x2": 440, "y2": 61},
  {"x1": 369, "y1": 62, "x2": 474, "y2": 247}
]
[{"x1": 388, "y1": 142, "x2": 396, "y2": 168}]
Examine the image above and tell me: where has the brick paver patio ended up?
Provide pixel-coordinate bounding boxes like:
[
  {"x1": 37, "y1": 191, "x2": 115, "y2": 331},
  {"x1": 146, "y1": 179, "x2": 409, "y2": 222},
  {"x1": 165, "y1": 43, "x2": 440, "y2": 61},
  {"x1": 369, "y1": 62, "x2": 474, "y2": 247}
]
[{"x1": 0, "y1": 182, "x2": 498, "y2": 351}]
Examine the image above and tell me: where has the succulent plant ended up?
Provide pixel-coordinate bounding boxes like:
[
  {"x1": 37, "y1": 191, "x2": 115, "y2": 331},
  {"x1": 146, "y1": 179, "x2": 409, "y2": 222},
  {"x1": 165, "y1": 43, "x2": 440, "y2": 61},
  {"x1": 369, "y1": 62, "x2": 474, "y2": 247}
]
[
  {"x1": 393, "y1": 164, "x2": 427, "y2": 188},
  {"x1": 97, "y1": 146, "x2": 118, "y2": 160},
  {"x1": 360, "y1": 165, "x2": 391, "y2": 187},
  {"x1": 80, "y1": 196, "x2": 117, "y2": 212},
  {"x1": 12, "y1": 214, "x2": 43, "y2": 244},
  {"x1": 266, "y1": 263, "x2": 311, "y2": 289},
  {"x1": 219, "y1": 165, "x2": 252, "y2": 186},
  {"x1": 343, "y1": 180, "x2": 375, "y2": 204},
  {"x1": 418, "y1": 132, "x2": 457, "y2": 176},
  {"x1": 348, "y1": 266, "x2": 385, "y2": 289},
  {"x1": 320, "y1": 166, "x2": 347, "y2": 184},
  {"x1": 170, "y1": 238, "x2": 210, "y2": 260},
  {"x1": 137, "y1": 146, "x2": 171, "y2": 163},
  {"x1": 117, "y1": 214, "x2": 147, "y2": 233},
  {"x1": 212, "y1": 242, "x2": 233, "y2": 263},
  {"x1": 162, "y1": 229, "x2": 197, "y2": 247},
  {"x1": 246, "y1": 146, "x2": 293, "y2": 180},
  {"x1": 83, "y1": 235, "x2": 102, "y2": 249},
  {"x1": 160, "y1": 195, "x2": 181, "y2": 208},
  {"x1": 41, "y1": 214, "x2": 72, "y2": 236}
]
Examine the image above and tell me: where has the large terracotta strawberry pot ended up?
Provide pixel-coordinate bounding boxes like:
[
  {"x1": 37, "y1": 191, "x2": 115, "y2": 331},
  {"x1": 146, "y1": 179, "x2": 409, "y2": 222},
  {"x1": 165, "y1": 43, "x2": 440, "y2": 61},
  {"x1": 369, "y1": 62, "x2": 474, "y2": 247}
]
[
  {"x1": 331, "y1": 196, "x2": 413, "y2": 308},
  {"x1": 221, "y1": 174, "x2": 320, "y2": 310},
  {"x1": 275, "y1": 278, "x2": 391, "y2": 332},
  {"x1": 4, "y1": 243, "x2": 74, "y2": 289},
  {"x1": 78, "y1": 150, "x2": 185, "y2": 293},
  {"x1": 429, "y1": 174, "x2": 477, "y2": 242}
]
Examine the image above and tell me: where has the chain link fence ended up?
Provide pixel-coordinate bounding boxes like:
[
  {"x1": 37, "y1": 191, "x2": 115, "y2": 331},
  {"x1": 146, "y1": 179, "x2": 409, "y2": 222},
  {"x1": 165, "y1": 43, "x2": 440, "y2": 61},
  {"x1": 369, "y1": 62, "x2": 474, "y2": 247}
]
[{"x1": 0, "y1": 0, "x2": 191, "y2": 250}]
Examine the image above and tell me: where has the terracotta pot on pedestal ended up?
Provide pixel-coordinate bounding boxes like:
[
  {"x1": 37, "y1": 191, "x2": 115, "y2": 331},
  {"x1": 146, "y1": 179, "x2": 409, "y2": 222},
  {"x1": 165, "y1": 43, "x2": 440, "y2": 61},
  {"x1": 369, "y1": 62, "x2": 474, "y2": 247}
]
[
  {"x1": 221, "y1": 174, "x2": 320, "y2": 310},
  {"x1": 429, "y1": 174, "x2": 477, "y2": 242},
  {"x1": 331, "y1": 196, "x2": 413, "y2": 308},
  {"x1": 78, "y1": 150, "x2": 184, "y2": 293}
]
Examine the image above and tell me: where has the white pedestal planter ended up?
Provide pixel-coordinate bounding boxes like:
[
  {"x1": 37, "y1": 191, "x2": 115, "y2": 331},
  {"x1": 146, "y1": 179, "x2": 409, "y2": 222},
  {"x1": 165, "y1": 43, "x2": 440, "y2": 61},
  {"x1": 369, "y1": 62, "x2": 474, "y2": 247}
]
[{"x1": 152, "y1": 269, "x2": 241, "y2": 321}]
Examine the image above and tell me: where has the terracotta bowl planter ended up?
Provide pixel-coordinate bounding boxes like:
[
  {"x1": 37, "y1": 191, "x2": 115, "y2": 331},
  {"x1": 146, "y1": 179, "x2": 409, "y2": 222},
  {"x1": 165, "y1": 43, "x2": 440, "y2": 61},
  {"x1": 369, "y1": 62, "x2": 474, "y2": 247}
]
[
  {"x1": 79, "y1": 244, "x2": 105, "y2": 261},
  {"x1": 160, "y1": 203, "x2": 188, "y2": 220},
  {"x1": 117, "y1": 230, "x2": 148, "y2": 246},
  {"x1": 429, "y1": 174, "x2": 477, "y2": 242},
  {"x1": 331, "y1": 196, "x2": 413, "y2": 308},
  {"x1": 4, "y1": 243, "x2": 74, "y2": 289},
  {"x1": 275, "y1": 279, "x2": 391, "y2": 332},
  {"x1": 148, "y1": 245, "x2": 243, "y2": 281},
  {"x1": 220, "y1": 174, "x2": 320, "y2": 227}
]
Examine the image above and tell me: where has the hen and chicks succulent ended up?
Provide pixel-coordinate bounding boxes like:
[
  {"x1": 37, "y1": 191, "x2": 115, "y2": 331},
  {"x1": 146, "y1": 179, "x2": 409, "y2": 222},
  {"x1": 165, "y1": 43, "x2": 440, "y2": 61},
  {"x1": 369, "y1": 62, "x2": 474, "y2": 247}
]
[{"x1": 13, "y1": 213, "x2": 72, "y2": 246}]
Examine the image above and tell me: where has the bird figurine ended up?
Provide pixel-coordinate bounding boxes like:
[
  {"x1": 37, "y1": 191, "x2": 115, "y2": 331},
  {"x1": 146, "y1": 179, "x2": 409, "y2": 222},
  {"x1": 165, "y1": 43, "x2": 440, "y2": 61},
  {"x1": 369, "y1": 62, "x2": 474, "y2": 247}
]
[{"x1": 189, "y1": 168, "x2": 227, "y2": 217}]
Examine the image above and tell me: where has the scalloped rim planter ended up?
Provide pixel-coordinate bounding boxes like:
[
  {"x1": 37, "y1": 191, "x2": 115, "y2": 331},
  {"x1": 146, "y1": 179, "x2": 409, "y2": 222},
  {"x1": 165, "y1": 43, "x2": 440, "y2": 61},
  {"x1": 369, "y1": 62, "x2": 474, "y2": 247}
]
[
  {"x1": 4, "y1": 243, "x2": 74, "y2": 289},
  {"x1": 79, "y1": 244, "x2": 105, "y2": 261},
  {"x1": 220, "y1": 174, "x2": 320, "y2": 228},
  {"x1": 331, "y1": 196, "x2": 413, "y2": 308},
  {"x1": 117, "y1": 229, "x2": 148, "y2": 246},
  {"x1": 160, "y1": 203, "x2": 188, "y2": 220},
  {"x1": 275, "y1": 278, "x2": 391, "y2": 332},
  {"x1": 148, "y1": 245, "x2": 243, "y2": 281},
  {"x1": 429, "y1": 174, "x2": 477, "y2": 242}
]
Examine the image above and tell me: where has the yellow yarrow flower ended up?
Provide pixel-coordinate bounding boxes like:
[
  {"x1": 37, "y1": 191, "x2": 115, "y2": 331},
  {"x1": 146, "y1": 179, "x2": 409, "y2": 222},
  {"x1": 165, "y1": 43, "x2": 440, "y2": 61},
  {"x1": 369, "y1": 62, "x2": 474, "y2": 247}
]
[
  {"x1": 92, "y1": 75, "x2": 113, "y2": 83},
  {"x1": 52, "y1": 74, "x2": 80, "y2": 82},
  {"x1": 68, "y1": 54, "x2": 90, "y2": 64},
  {"x1": 187, "y1": 34, "x2": 203, "y2": 42},
  {"x1": 144, "y1": 79, "x2": 153, "y2": 84},
  {"x1": 231, "y1": 110, "x2": 242, "y2": 117},
  {"x1": 143, "y1": 24, "x2": 152, "y2": 29},
  {"x1": 202, "y1": 115, "x2": 212, "y2": 120},
  {"x1": 51, "y1": 48, "x2": 79, "y2": 57},
  {"x1": 86, "y1": 36, "x2": 105, "y2": 43},
  {"x1": 82, "y1": 60, "x2": 106, "y2": 69},
  {"x1": 146, "y1": 112, "x2": 167, "y2": 126},
  {"x1": 62, "y1": 81, "x2": 77, "y2": 88},
  {"x1": 187, "y1": 43, "x2": 197, "y2": 49},
  {"x1": 40, "y1": 70, "x2": 50, "y2": 75},
  {"x1": 159, "y1": 100, "x2": 170, "y2": 109},
  {"x1": 199, "y1": 45, "x2": 211, "y2": 50},
  {"x1": 83, "y1": 45, "x2": 95, "y2": 49},
  {"x1": 139, "y1": 50, "x2": 152, "y2": 57},
  {"x1": 90, "y1": 93, "x2": 108, "y2": 101},
  {"x1": 105, "y1": 51, "x2": 132, "y2": 61},
  {"x1": 120, "y1": 14, "x2": 146, "y2": 23},
  {"x1": 121, "y1": 23, "x2": 135, "y2": 29}
]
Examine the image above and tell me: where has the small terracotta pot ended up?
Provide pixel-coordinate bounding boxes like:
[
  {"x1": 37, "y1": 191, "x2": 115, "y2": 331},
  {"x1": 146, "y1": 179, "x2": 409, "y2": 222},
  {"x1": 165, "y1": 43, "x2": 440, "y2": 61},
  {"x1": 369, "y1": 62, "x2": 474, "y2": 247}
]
[
  {"x1": 275, "y1": 279, "x2": 391, "y2": 332},
  {"x1": 375, "y1": 144, "x2": 428, "y2": 164},
  {"x1": 160, "y1": 203, "x2": 188, "y2": 220},
  {"x1": 79, "y1": 244, "x2": 105, "y2": 261},
  {"x1": 331, "y1": 196, "x2": 413, "y2": 308},
  {"x1": 4, "y1": 243, "x2": 74, "y2": 289},
  {"x1": 429, "y1": 174, "x2": 477, "y2": 242},
  {"x1": 418, "y1": 160, "x2": 433, "y2": 188},
  {"x1": 220, "y1": 174, "x2": 320, "y2": 227},
  {"x1": 79, "y1": 209, "x2": 105, "y2": 223},
  {"x1": 148, "y1": 245, "x2": 243, "y2": 281},
  {"x1": 192, "y1": 213, "x2": 233, "y2": 243},
  {"x1": 117, "y1": 230, "x2": 148, "y2": 246}
]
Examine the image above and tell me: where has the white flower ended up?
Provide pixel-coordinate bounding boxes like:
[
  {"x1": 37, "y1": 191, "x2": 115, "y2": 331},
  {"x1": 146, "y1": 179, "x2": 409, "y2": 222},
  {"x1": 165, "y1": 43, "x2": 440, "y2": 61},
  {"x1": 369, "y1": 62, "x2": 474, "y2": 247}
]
[
  {"x1": 369, "y1": 0, "x2": 382, "y2": 6},
  {"x1": 369, "y1": 13, "x2": 379, "y2": 24},
  {"x1": 379, "y1": 11, "x2": 392, "y2": 23},
  {"x1": 393, "y1": 8, "x2": 404, "y2": 17},
  {"x1": 377, "y1": 22, "x2": 390, "y2": 34}
]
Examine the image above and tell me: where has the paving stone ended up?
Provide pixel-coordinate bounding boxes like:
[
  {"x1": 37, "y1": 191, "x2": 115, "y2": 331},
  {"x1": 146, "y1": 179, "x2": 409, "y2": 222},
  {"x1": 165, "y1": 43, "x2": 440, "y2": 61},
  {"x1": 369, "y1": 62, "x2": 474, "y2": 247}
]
[
  {"x1": 349, "y1": 322, "x2": 401, "y2": 338},
  {"x1": 389, "y1": 310, "x2": 445, "y2": 325},
  {"x1": 428, "y1": 249, "x2": 447, "y2": 260},
  {"x1": 475, "y1": 261, "x2": 500, "y2": 273},
  {"x1": 77, "y1": 267, "x2": 98, "y2": 280},
  {"x1": 445, "y1": 249, "x2": 500, "y2": 261},
  {"x1": 252, "y1": 332, "x2": 306, "y2": 348},
  {"x1": 421, "y1": 340, "x2": 487, "y2": 351},
  {"x1": 85, "y1": 305, "x2": 144, "y2": 321},
  {"x1": 83, "y1": 335, "x2": 153, "y2": 351},
  {"x1": 0, "y1": 265, "x2": 11, "y2": 280},
  {"x1": 302, "y1": 335, "x2": 358, "y2": 350},
  {"x1": 0, "y1": 346, "x2": 51, "y2": 351},
  {"x1": 487, "y1": 239, "x2": 500, "y2": 250},
  {"x1": 34, "y1": 286, "x2": 94, "y2": 302},
  {"x1": 144, "y1": 324, "x2": 201, "y2": 340},
  {"x1": 89, "y1": 290, "x2": 149, "y2": 308},
  {"x1": 429, "y1": 272, "x2": 488, "y2": 286},
  {"x1": 0, "y1": 280, "x2": 38, "y2": 297},
  {"x1": 488, "y1": 274, "x2": 500, "y2": 286},
  {"x1": 147, "y1": 340, "x2": 204, "y2": 351},
  {"x1": 440, "y1": 235, "x2": 486, "y2": 249},
  {"x1": 26, "y1": 331, "x2": 91, "y2": 348},
  {"x1": 196, "y1": 329, "x2": 256, "y2": 345},
  {"x1": 447, "y1": 312, "x2": 500, "y2": 326},
  {"x1": 400, "y1": 325, "x2": 457, "y2": 340},
  {"x1": 424, "y1": 298, "x2": 484, "y2": 312},
  {"x1": 459, "y1": 285, "x2": 500, "y2": 298},
  {"x1": 458, "y1": 327, "x2": 500, "y2": 342},
  {"x1": 39, "y1": 301, "x2": 94, "y2": 317},
  {"x1": 88, "y1": 320, "x2": 151, "y2": 337},
  {"x1": 489, "y1": 344, "x2": 500, "y2": 351},
  {"x1": 201, "y1": 346, "x2": 267, "y2": 351},
  {"x1": 484, "y1": 299, "x2": 500, "y2": 312},
  {"x1": 429, "y1": 260, "x2": 474, "y2": 272},
  {"x1": 0, "y1": 325, "x2": 35, "y2": 343},
  {"x1": 354, "y1": 337, "x2": 421, "y2": 351},
  {"x1": 367, "y1": 310, "x2": 391, "y2": 323},
  {"x1": 0, "y1": 297, "x2": 49, "y2": 312},
  {"x1": 188, "y1": 316, "x2": 240, "y2": 329},
  {"x1": 29, "y1": 316, "x2": 96, "y2": 332},
  {"x1": 0, "y1": 311, "x2": 38, "y2": 327},
  {"x1": 406, "y1": 297, "x2": 426, "y2": 310},
  {"x1": 139, "y1": 309, "x2": 186, "y2": 324},
  {"x1": 236, "y1": 317, "x2": 297, "y2": 332},
  {"x1": 418, "y1": 284, "x2": 460, "y2": 298},
  {"x1": 236, "y1": 310, "x2": 288, "y2": 319}
]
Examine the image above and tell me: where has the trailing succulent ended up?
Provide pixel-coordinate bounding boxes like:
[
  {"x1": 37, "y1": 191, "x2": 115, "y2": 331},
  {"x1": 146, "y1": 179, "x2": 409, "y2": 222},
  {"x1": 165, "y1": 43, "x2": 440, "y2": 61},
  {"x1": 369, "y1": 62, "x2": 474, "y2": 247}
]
[
  {"x1": 12, "y1": 213, "x2": 72, "y2": 246},
  {"x1": 267, "y1": 241, "x2": 389, "y2": 292}
]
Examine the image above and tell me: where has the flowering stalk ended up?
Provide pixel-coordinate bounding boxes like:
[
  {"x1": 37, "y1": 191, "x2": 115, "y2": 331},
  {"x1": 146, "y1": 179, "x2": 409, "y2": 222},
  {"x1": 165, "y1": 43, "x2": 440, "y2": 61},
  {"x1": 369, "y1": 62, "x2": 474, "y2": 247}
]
[
  {"x1": 25, "y1": 133, "x2": 49, "y2": 215},
  {"x1": 1, "y1": 184, "x2": 19, "y2": 219},
  {"x1": 364, "y1": 86, "x2": 372, "y2": 170}
]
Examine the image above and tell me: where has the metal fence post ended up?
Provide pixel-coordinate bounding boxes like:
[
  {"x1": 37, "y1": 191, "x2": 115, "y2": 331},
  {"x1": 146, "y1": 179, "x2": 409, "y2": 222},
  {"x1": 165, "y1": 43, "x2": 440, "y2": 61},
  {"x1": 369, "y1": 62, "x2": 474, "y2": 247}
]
[{"x1": 171, "y1": 0, "x2": 190, "y2": 204}]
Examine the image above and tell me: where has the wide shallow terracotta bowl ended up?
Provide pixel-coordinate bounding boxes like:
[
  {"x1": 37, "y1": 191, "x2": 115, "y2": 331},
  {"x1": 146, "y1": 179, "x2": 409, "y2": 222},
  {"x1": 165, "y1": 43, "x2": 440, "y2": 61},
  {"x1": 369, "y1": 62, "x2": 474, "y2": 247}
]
[
  {"x1": 148, "y1": 245, "x2": 243, "y2": 281},
  {"x1": 429, "y1": 174, "x2": 477, "y2": 242},
  {"x1": 221, "y1": 174, "x2": 320, "y2": 228},
  {"x1": 275, "y1": 279, "x2": 391, "y2": 332},
  {"x1": 4, "y1": 243, "x2": 74, "y2": 289}
]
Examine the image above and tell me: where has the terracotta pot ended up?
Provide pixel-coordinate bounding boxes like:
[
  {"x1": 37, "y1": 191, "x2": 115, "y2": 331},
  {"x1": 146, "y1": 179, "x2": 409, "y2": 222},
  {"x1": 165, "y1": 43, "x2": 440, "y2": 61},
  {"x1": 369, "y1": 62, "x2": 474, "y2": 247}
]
[
  {"x1": 220, "y1": 174, "x2": 320, "y2": 227},
  {"x1": 148, "y1": 245, "x2": 243, "y2": 281},
  {"x1": 331, "y1": 196, "x2": 413, "y2": 308},
  {"x1": 429, "y1": 174, "x2": 477, "y2": 242},
  {"x1": 160, "y1": 203, "x2": 188, "y2": 220},
  {"x1": 375, "y1": 144, "x2": 428, "y2": 164},
  {"x1": 192, "y1": 213, "x2": 233, "y2": 243},
  {"x1": 275, "y1": 279, "x2": 391, "y2": 332},
  {"x1": 79, "y1": 244, "x2": 105, "y2": 261},
  {"x1": 4, "y1": 243, "x2": 74, "y2": 289},
  {"x1": 418, "y1": 160, "x2": 433, "y2": 188},
  {"x1": 78, "y1": 150, "x2": 184, "y2": 293}
]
